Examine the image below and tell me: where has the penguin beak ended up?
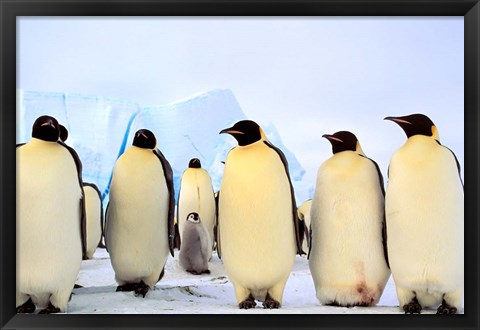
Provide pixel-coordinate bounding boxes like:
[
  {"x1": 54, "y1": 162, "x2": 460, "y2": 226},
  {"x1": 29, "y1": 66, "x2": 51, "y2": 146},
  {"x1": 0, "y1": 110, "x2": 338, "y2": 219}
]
[
  {"x1": 219, "y1": 128, "x2": 244, "y2": 135},
  {"x1": 322, "y1": 134, "x2": 343, "y2": 143},
  {"x1": 384, "y1": 116, "x2": 412, "y2": 125}
]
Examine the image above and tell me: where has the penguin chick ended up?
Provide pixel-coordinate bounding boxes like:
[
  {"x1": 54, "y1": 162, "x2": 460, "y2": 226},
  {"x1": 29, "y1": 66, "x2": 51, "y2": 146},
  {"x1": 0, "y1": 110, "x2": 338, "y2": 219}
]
[
  {"x1": 179, "y1": 212, "x2": 211, "y2": 275},
  {"x1": 105, "y1": 128, "x2": 175, "y2": 298},
  {"x1": 83, "y1": 183, "x2": 104, "y2": 259},
  {"x1": 309, "y1": 131, "x2": 390, "y2": 307},
  {"x1": 217, "y1": 120, "x2": 303, "y2": 309},
  {"x1": 384, "y1": 114, "x2": 463, "y2": 314},
  {"x1": 16, "y1": 115, "x2": 86, "y2": 314},
  {"x1": 177, "y1": 158, "x2": 216, "y2": 260}
]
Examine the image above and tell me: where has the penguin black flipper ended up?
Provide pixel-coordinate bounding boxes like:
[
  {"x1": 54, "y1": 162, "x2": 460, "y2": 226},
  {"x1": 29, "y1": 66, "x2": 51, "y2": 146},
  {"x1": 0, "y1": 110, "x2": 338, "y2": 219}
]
[
  {"x1": 436, "y1": 140, "x2": 464, "y2": 190},
  {"x1": 16, "y1": 143, "x2": 26, "y2": 148},
  {"x1": 104, "y1": 202, "x2": 110, "y2": 252},
  {"x1": 58, "y1": 140, "x2": 87, "y2": 259},
  {"x1": 215, "y1": 190, "x2": 221, "y2": 259},
  {"x1": 175, "y1": 183, "x2": 183, "y2": 250},
  {"x1": 263, "y1": 141, "x2": 304, "y2": 255},
  {"x1": 83, "y1": 182, "x2": 104, "y2": 247},
  {"x1": 153, "y1": 149, "x2": 175, "y2": 257},
  {"x1": 359, "y1": 154, "x2": 389, "y2": 268}
]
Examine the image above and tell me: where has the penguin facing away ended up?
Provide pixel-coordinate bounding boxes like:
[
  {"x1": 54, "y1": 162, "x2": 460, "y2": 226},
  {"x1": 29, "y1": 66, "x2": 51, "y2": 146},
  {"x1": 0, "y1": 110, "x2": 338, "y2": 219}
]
[
  {"x1": 308, "y1": 131, "x2": 390, "y2": 307},
  {"x1": 179, "y1": 212, "x2": 211, "y2": 275},
  {"x1": 105, "y1": 128, "x2": 175, "y2": 298},
  {"x1": 297, "y1": 199, "x2": 312, "y2": 255},
  {"x1": 217, "y1": 120, "x2": 303, "y2": 309},
  {"x1": 83, "y1": 183, "x2": 104, "y2": 259},
  {"x1": 384, "y1": 114, "x2": 463, "y2": 314},
  {"x1": 177, "y1": 158, "x2": 216, "y2": 259},
  {"x1": 16, "y1": 115, "x2": 86, "y2": 314}
]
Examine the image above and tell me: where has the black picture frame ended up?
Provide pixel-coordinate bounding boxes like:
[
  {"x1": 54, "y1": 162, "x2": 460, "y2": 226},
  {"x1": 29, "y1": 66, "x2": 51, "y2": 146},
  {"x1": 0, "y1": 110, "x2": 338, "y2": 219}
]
[{"x1": 1, "y1": 1, "x2": 478, "y2": 329}]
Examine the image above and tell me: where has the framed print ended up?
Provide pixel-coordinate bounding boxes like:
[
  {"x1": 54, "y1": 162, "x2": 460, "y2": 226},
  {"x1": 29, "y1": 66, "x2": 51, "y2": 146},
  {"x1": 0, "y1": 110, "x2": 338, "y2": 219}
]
[{"x1": 1, "y1": 0, "x2": 479, "y2": 329}]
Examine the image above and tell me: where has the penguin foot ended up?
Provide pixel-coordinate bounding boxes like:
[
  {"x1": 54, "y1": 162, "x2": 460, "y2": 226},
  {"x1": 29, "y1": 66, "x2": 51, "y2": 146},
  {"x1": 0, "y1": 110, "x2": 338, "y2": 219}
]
[
  {"x1": 238, "y1": 295, "x2": 257, "y2": 309},
  {"x1": 38, "y1": 302, "x2": 61, "y2": 314},
  {"x1": 436, "y1": 300, "x2": 458, "y2": 314},
  {"x1": 403, "y1": 297, "x2": 422, "y2": 314},
  {"x1": 116, "y1": 283, "x2": 137, "y2": 292},
  {"x1": 16, "y1": 298, "x2": 36, "y2": 313},
  {"x1": 263, "y1": 293, "x2": 281, "y2": 309},
  {"x1": 134, "y1": 281, "x2": 150, "y2": 298}
]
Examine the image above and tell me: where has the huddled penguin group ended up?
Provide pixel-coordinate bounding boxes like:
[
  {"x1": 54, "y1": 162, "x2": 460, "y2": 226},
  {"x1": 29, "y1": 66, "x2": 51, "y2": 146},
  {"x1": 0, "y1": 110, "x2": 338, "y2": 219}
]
[{"x1": 16, "y1": 113, "x2": 463, "y2": 314}]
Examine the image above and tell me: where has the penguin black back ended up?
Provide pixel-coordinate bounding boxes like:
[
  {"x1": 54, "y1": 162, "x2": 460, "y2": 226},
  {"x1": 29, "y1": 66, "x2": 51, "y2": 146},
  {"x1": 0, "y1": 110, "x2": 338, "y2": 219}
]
[{"x1": 32, "y1": 115, "x2": 60, "y2": 142}]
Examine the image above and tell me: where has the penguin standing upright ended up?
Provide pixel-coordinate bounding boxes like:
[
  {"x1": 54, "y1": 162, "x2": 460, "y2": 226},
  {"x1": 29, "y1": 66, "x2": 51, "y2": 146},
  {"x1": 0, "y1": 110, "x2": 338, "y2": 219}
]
[
  {"x1": 384, "y1": 114, "x2": 463, "y2": 314},
  {"x1": 179, "y1": 212, "x2": 211, "y2": 275},
  {"x1": 16, "y1": 115, "x2": 86, "y2": 314},
  {"x1": 83, "y1": 183, "x2": 104, "y2": 259},
  {"x1": 297, "y1": 199, "x2": 312, "y2": 254},
  {"x1": 217, "y1": 120, "x2": 303, "y2": 309},
  {"x1": 105, "y1": 129, "x2": 175, "y2": 298},
  {"x1": 177, "y1": 158, "x2": 216, "y2": 259},
  {"x1": 308, "y1": 131, "x2": 390, "y2": 307}
]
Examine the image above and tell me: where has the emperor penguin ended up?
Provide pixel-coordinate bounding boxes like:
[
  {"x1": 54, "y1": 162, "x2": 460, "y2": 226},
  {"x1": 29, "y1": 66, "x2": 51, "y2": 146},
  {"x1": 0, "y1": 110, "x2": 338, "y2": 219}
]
[
  {"x1": 384, "y1": 114, "x2": 463, "y2": 314},
  {"x1": 217, "y1": 120, "x2": 303, "y2": 309},
  {"x1": 83, "y1": 183, "x2": 104, "y2": 259},
  {"x1": 308, "y1": 131, "x2": 390, "y2": 307},
  {"x1": 179, "y1": 212, "x2": 211, "y2": 275},
  {"x1": 177, "y1": 158, "x2": 216, "y2": 259},
  {"x1": 16, "y1": 115, "x2": 86, "y2": 314},
  {"x1": 105, "y1": 129, "x2": 175, "y2": 298},
  {"x1": 297, "y1": 199, "x2": 312, "y2": 255}
]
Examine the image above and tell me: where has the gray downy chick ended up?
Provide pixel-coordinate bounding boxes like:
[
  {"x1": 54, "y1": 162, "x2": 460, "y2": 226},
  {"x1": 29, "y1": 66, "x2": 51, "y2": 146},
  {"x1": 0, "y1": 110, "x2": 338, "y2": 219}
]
[{"x1": 179, "y1": 212, "x2": 211, "y2": 275}]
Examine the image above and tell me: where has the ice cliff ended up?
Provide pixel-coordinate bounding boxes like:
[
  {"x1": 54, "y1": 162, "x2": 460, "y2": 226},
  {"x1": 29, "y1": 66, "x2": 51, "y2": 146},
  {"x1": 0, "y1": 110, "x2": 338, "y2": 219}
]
[{"x1": 17, "y1": 89, "x2": 309, "y2": 204}]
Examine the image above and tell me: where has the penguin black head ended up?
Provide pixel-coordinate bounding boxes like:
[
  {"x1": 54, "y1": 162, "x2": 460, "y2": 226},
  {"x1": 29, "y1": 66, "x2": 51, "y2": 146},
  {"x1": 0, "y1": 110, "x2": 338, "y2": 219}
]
[
  {"x1": 384, "y1": 113, "x2": 439, "y2": 141},
  {"x1": 59, "y1": 125, "x2": 69, "y2": 142},
  {"x1": 219, "y1": 120, "x2": 262, "y2": 146},
  {"x1": 32, "y1": 115, "x2": 60, "y2": 142},
  {"x1": 189, "y1": 158, "x2": 201, "y2": 168},
  {"x1": 322, "y1": 131, "x2": 362, "y2": 155},
  {"x1": 133, "y1": 129, "x2": 157, "y2": 149},
  {"x1": 186, "y1": 212, "x2": 201, "y2": 224}
]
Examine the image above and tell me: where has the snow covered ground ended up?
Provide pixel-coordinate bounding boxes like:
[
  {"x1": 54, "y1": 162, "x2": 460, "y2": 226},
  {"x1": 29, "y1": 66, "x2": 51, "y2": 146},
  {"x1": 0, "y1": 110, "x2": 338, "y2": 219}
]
[{"x1": 69, "y1": 248, "x2": 463, "y2": 314}]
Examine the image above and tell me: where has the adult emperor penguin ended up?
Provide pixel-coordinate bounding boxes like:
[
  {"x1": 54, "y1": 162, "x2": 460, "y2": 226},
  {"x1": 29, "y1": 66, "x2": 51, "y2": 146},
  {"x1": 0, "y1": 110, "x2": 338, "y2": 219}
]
[
  {"x1": 83, "y1": 183, "x2": 104, "y2": 259},
  {"x1": 16, "y1": 115, "x2": 86, "y2": 314},
  {"x1": 177, "y1": 158, "x2": 216, "y2": 259},
  {"x1": 179, "y1": 212, "x2": 211, "y2": 275},
  {"x1": 384, "y1": 114, "x2": 464, "y2": 314},
  {"x1": 297, "y1": 199, "x2": 312, "y2": 254},
  {"x1": 217, "y1": 120, "x2": 303, "y2": 309},
  {"x1": 308, "y1": 131, "x2": 390, "y2": 307},
  {"x1": 105, "y1": 128, "x2": 175, "y2": 298}
]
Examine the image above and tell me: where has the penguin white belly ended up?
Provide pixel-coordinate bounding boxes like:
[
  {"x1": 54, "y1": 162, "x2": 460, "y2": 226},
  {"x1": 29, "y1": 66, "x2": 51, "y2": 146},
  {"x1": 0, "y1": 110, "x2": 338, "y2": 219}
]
[
  {"x1": 309, "y1": 153, "x2": 389, "y2": 306},
  {"x1": 219, "y1": 143, "x2": 296, "y2": 297},
  {"x1": 17, "y1": 142, "x2": 82, "y2": 307},
  {"x1": 106, "y1": 148, "x2": 169, "y2": 287},
  {"x1": 178, "y1": 169, "x2": 216, "y2": 250},
  {"x1": 386, "y1": 138, "x2": 464, "y2": 302},
  {"x1": 84, "y1": 186, "x2": 102, "y2": 259}
]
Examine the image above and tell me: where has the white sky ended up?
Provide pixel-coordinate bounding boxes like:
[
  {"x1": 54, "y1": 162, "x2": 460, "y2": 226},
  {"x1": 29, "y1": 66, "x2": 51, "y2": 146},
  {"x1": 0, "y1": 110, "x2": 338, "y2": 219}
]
[{"x1": 17, "y1": 17, "x2": 464, "y2": 193}]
